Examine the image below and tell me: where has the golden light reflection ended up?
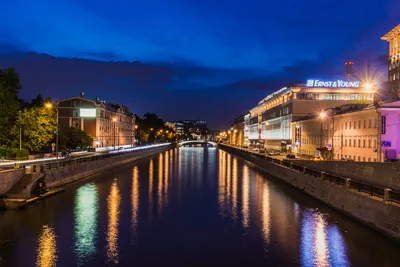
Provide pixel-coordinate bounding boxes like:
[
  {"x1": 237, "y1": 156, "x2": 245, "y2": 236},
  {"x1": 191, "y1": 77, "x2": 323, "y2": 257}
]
[
  {"x1": 242, "y1": 165, "x2": 250, "y2": 228},
  {"x1": 231, "y1": 157, "x2": 238, "y2": 220},
  {"x1": 149, "y1": 159, "x2": 154, "y2": 221},
  {"x1": 131, "y1": 167, "x2": 139, "y2": 239},
  {"x1": 164, "y1": 151, "x2": 169, "y2": 207},
  {"x1": 218, "y1": 150, "x2": 227, "y2": 214},
  {"x1": 314, "y1": 215, "x2": 330, "y2": 267},
  {"x1": 107, "y1": 180, "x2": 120, "y2": 264},
  {"x1": 226, "y1": 154, "x2": 231, "y2": 202},
  {"x1": 261, "y1": 181, "x2": 271, "y2": 243},
  {"x1": 36, "y1": 225, "x2": 57, "y2": 267},
  {"x1": 158, "y1": 153, "x2": 164, "y2": 216}
]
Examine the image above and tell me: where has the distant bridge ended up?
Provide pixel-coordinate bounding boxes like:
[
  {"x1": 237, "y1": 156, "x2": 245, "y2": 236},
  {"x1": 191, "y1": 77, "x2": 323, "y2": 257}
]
[{"x1": 179, "y1": 140, "x2": 216, "y2": 147}]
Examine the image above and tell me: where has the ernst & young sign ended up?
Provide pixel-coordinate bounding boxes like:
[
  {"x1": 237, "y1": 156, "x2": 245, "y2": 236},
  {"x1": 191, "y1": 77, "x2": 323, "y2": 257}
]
[{"x1": 306, "y1": 79, "x2": 360, "y2": 88}]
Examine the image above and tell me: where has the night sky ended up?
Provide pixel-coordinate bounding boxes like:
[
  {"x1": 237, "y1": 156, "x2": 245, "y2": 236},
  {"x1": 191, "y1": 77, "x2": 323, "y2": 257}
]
[{"x1": 0, "y1": 0, "x2": 398, "y2": 129}]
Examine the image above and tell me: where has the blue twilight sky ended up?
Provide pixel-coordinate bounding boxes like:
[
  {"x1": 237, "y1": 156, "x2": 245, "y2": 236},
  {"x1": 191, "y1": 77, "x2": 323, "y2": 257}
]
[{"x1": 0, "y1": 0, "x2": 398, "y2": 129}]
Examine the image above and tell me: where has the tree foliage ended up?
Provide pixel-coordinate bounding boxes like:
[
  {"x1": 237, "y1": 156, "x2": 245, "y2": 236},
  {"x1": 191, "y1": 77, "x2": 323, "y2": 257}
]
[
  {"x1": 0, "y1": 68, "x2": 21, "y2": 146},
  {"x1": 12, "y1": 106, "x2": 57, "y2": 153},
  {"x1": 60, "y1": 127, "x2": 93, "y2": 151}
]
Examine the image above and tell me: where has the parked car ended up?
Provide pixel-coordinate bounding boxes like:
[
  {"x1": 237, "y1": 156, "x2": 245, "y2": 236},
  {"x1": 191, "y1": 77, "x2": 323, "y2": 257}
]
[
  {"x1": 259, "y1": 148, "x2": 267, "y2": 153},
  {"x1": 384, "y1": 158, "x2": 399, "y2": 162},
  {"x1": 286, "y1": 153, "x2": 296, "y2": 159},
  {"x1": 252, "y1": 147, "x2": 260, "y2": 152},
  {"x1": 268, "y1": 150, "x2": 279, "y2": 156}
]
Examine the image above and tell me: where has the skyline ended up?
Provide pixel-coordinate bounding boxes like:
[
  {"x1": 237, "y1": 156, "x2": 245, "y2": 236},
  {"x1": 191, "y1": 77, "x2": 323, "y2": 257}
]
[{"x1": 0, "y1": 0, "x2": 399, "y2": 129}]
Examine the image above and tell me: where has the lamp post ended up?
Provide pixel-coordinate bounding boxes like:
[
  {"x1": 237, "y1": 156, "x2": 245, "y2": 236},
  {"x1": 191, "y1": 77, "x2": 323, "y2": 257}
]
[
  {"x1": 319, "y1": 112, "x2": 326, "y2": 157},
  {"x1": 112, "y1": 117, "x2": 117, "y2": 150},
  {"x1": 45, "y1": 103, "x2": 59, "y2": 163},
  {"x1": 19, "y1": 110, "x2": 22, "y2": 151},
  {"x1": 134, "y1": 125, "x2": 138, "y2": 147}
]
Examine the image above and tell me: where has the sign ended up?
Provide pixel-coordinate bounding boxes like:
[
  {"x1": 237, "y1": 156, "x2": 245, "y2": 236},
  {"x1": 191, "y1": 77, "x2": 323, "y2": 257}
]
[
  {"x1": 382, "y1": 116, "x2": 386, "y2": 134},
  {"x1": 306, "y1": 79, "x2": 360, "y2": 88},
  {"x1": 80, "y1": 108, "x2": 96, "y2": 118},
  {"x1": 295, "y1": 126, "x2": 301, "y2": 146},
  {"x1": 381, "y1": 140, "x2": 391, "y2": 147}
]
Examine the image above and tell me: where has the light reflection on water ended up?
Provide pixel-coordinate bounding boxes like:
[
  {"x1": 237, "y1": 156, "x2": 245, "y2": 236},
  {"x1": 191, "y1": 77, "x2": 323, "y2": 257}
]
[
  {"x1": 106, "y1": 179, "x2": 121, "y2": 264},
  {"x1": 74, "y1": 183, "x2": 98, "y2": 264},
  {"x1": 131, "y1": 167, "x2": 139, "y2": 241},
  {"x1": 36, "y1": 225, "x2": 57, "y2": 267}
]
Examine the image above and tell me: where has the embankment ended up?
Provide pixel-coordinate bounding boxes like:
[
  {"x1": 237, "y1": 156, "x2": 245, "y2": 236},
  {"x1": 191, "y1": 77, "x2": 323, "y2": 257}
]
[
  {"x1": 44, "y1": 144, "x2": 173, "y2": 188},
  {"x1": 218, "y1": 144, "x2": 400, "y2": 244},
  {"x1": 0, "y1": 169, "x2": 25, "y2": 196}
]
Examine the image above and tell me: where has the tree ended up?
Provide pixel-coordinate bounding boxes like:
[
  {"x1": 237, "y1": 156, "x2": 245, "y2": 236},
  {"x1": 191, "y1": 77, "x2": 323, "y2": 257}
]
[
  {"x1": 60, "y1": 127, "x2": 93, "y2": 151},
  {"x1": 12, "y1": 106, "x2": 56, "y2": 153},
  {"x1": 0, "y1": 67, "x2": 21, "y2": 146}
]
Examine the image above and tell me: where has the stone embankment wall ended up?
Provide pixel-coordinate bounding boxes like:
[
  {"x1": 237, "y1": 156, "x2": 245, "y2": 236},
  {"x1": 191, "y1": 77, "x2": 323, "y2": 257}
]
[
  {"x1": 45, "y1": 145, "x2": 172, "y2": 188},
  {"x1": 0, "y1": 169, "x2": 25, "y2": 195},
  {"x1": 219, "y1": 144, "x2": 400, "y2": 243},
  {"x1": 285, "y1": 160, "x2": 400, "y2": 191}
]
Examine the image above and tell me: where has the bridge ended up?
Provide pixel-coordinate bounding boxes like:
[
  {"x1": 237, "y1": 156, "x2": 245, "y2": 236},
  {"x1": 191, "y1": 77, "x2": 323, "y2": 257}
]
[{"x1": 178, "y1": 140, "x2": 216, "y2": 147}]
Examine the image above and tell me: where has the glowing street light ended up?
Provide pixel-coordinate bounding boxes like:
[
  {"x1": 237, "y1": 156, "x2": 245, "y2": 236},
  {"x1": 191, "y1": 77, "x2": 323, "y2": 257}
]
[
  {"x1": 319, "y1": 112, "x2": 326, "y2": 119},
  {"x1": 112, "y1": 117, "x2": 117, "y2": 149},
  {"x1": 363, "y1": 82, "x2": 373, "y2": 91}
]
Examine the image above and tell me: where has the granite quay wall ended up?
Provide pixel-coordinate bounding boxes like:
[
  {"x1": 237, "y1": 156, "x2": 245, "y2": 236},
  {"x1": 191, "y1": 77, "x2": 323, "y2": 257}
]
[
  {"x1": 43, "y1": 144, "x2": 173, "y2": 188},
  {"x1": 284, "y1": 160, "x2": 400, "y2": 191},
  {"x1": 0, "y1": 169, "x2": 25, "y2": 196},
  {"x1": 218, "y1": 144, "x2": 400, "y2": 244}
]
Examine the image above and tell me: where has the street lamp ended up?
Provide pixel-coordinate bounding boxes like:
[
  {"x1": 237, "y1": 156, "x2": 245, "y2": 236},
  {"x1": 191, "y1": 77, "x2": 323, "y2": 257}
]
[
  {"x1": 112, "y1": 117, "x2": 117, "y2": 150},
  {"x1": 45, "y1": 102, "x2": 59, "y2": 163}
]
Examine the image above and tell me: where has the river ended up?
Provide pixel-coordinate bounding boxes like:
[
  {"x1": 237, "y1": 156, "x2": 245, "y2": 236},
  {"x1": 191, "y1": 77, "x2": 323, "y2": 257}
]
[{"x1": 0, "y1": 147, "x2": 399, "y2": 266}]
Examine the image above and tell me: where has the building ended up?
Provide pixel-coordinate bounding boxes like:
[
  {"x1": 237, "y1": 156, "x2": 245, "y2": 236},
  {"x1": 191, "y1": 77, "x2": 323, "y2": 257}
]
[
  {"x1": 244, "y1": 80, "x2": 376, "y2": 151},
  {"x1": 230, "y1": 115, "x2": 245, "y2": 147},
  {"x1": 57, "y1": 93, "x2": 135, "y2": 148},
  {"x1": 382, "y1": 24, "x2": 400, "y2": 100},
  {"x1": 292, "y1": 101, "x2": 400, "y2": 162}
]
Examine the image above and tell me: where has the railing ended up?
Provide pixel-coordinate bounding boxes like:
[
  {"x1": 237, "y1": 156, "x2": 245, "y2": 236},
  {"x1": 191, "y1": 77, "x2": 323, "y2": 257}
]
[
  {"x1": 219, "y1": 144, "x2": 400, "y2": 205},
  {"x1": 39, "y1": 143, "x2": 171, "y2": 171}
]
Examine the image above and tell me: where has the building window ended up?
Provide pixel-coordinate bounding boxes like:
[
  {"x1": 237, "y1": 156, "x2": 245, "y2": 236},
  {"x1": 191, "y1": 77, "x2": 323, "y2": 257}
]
[
  {"x1": 358, "y1": 156, "x2": 361, "y2": 161},
  {"x1": 345, "y1": 122, "x2": 347, "y2": 129},
  {"x1": 358, "y1": 139, "x2": 361, "y2": 148},
  {"x1": 349, "y1": 139, "x2": 352, "y2": 147},
  {"x1": 363, "y1": 157, "x2": 366, "y2": 161},
  {"x1": 353, "y1": 121, "x2": 356, "y2": 129},
  {"x1": 358, "y1": 120, "x2": 361, "y2": 129},
  {"x1": 374, "y1": 139, "x2": 377, "y2": 148},
  {"x1": 368, "y1": 119, "x2": 371, "y2": 128},
  {"x1": 363, "y1": 119, "x2": 366, "y2": 128},
  {"x1": 353, "y1": 139, "x2": 356, "y2": 147},
  {"x1": 363, "y1": 139, "x2": 366, "y2": 148},
  {"x1": 368, "y1": 139, "x2": 371, "y2": 148},
  {"x1": 374, "y1": 118, "x2": 377, "y2": 128}
]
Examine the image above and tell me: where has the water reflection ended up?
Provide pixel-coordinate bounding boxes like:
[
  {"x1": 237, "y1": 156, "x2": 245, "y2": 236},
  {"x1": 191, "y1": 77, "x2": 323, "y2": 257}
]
[
  {"x1": 36, "y1": 225, "x2": 57, "y2": 267},
  {"x1": 301, "y1": 211, "x2": 349, "y2": 267},
  {"x1": 131, "y1": 167, "x2": 139, "y2": 241},
  {"x1": 218, "y1": 150, "x2": 227, "y2": 214},
  {"x1": 164, "y1": 151, "x2": 169, "y2": 207},
  {"x1": 106, "y1": 180, "x2": 121, "y2": 264},
  {"x1": 231, "y1": 157, "x2": 238, "y2": 221},
  {"x1": 158, "y1": 153, "x2": 164, "y2": 216},
  {"x1": 242, "y1": 164, "x2": 250, "y2": 228},
  {"x1": 261, "y1": 180, "x2": 271, "y2": 244},
  {"x1": 148, "y1": 159, "x2": 154, "y2": 220},
  {"x1": 74, "y1": 183, "x2": 99, "y2": 264}
]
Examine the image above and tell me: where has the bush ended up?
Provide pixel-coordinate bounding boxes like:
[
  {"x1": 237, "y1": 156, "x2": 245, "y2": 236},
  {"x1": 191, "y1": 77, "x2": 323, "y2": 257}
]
[{"x1": 0, "y1": 147, "x2": 29, "y2": 160}]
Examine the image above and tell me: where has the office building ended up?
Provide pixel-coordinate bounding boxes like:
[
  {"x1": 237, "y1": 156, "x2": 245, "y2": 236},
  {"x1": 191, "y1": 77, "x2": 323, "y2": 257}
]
[
  {"x1": 244, "y1": 80, "x2": 376, "y2": 151},
  {"x1": 292, "y1": 101, "x2": 400, "y2": 162}
]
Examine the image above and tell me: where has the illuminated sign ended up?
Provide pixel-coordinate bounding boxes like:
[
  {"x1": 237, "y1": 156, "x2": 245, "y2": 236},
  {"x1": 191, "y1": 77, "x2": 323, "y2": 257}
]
[
  {"x1": 80, "y1": 108, "x2": 96, "y2": 118},
  {"x1": 306, "y1": 79, "x2": 360, "y2": 88}
]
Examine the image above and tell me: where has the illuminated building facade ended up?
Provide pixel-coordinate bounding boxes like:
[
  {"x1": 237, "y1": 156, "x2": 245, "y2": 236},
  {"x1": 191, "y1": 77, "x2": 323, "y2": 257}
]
[
  {"x1": 292, "y1": 101, "x2": 400, "y2": 162},
  {"x1": 382, "y1": 24, "x2": 400, "y2": 100},
  {"x1": 244, "y1": 81, "x2": 376, "y2": 151},
  {"x1": 57, "y1": 93, "x2": 135, "y2": 148},
  {"x1": 231, "y1": 115, "x2": 245, "y2": 147}
]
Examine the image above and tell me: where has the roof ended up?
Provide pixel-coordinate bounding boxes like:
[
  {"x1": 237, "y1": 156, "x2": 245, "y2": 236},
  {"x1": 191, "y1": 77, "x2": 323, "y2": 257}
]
[{"x1": 381, "y1": 24, "x2": 400, "y2": 41}]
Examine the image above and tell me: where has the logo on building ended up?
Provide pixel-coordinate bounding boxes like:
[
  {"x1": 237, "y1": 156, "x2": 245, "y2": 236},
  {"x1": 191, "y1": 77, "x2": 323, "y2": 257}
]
[{"x1": 306, "y1": 79, "x2": 360, "y2": 88}]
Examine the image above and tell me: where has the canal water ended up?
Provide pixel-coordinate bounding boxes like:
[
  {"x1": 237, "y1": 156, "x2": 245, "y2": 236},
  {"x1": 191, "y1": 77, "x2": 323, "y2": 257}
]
[{"x1": 0, "y1": 147, "x2": 399, "y2": 267}]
